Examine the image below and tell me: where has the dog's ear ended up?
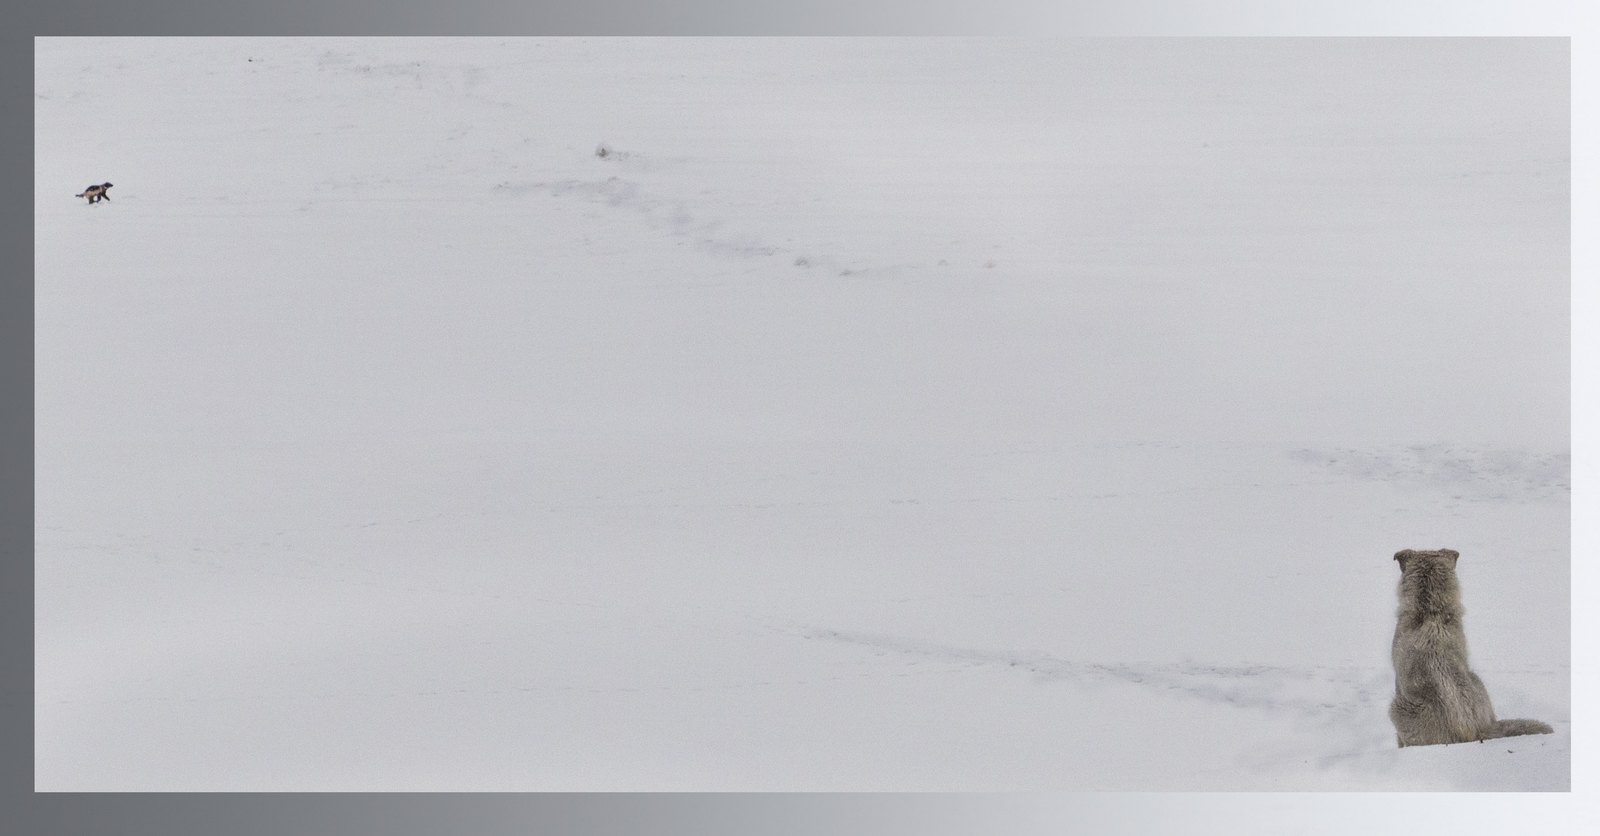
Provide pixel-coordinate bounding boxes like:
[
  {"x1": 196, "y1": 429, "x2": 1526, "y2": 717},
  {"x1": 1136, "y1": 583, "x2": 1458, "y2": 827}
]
[
  {"x1": 1394, "y1": 549, "x2": 1414, "y2": 566},
  {"x1": 1441, "y1": 548, "x2": 1460, "y2": 567}
]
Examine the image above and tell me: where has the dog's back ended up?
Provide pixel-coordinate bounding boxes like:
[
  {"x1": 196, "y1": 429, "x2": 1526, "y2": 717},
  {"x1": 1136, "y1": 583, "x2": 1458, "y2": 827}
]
[{"x1": 1388, "y1": 548, "x2": 1553, "y2": 746}]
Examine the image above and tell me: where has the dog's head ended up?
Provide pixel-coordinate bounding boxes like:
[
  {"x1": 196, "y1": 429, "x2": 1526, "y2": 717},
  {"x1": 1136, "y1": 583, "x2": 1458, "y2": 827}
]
[{"x1": 1394, "y1": 548, "x2": 1460, "y2": 569}]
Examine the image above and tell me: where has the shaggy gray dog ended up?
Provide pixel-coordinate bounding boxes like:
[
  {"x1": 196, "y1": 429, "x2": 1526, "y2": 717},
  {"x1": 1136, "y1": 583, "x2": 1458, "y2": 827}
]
[{"x1": 1388, "y1": 548, "x2": 1553, "y2": 747}]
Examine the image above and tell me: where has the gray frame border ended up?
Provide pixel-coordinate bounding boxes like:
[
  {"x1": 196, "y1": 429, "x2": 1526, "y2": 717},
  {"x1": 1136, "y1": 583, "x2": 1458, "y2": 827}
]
[{"x1": 15, "y1": 1, "x2": 1591, "y2": 833}]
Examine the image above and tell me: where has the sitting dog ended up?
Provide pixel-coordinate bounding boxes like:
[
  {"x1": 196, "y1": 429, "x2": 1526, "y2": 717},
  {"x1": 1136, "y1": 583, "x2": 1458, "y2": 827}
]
[{"x1": 1389, "y1": 548, "x2": 1554, "y2": 746}]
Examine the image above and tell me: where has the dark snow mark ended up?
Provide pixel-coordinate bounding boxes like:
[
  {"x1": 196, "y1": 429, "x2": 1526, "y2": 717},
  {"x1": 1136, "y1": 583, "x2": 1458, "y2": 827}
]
[
  {"x1": 1287, "y1": 445, "x2": 1569, "y2": 503},
  {"x1": 591, "y1": 143, "x2": 678, "y2": 171},
  {"x1": 594, "y1": 142, "x2": 631, "y2": 161}
]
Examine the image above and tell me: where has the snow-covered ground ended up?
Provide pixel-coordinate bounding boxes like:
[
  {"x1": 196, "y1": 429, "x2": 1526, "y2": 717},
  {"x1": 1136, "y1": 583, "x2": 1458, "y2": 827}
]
[{"x1": 33, "y1": 37, "x2": 1569, "y2": 791}]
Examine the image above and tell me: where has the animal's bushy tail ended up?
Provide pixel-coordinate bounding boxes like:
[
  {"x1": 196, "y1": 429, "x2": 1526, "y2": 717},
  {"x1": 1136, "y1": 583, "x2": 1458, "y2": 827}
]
[{"x1": 1485, "y1": 718, "x2": 1554, "y2": 739}]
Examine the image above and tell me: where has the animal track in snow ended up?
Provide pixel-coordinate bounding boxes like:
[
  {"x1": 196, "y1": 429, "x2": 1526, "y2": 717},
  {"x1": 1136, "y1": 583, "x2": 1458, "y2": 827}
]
[
  {"x1": 1287, "y1": 444, "x2": 1569, "y2": 503},
  {"x1": 798, "y1": 626, "x2": 1388, "y2": 727},
  {"x1": 494, "y1": 147, "x2": 976, "y2": 277}
]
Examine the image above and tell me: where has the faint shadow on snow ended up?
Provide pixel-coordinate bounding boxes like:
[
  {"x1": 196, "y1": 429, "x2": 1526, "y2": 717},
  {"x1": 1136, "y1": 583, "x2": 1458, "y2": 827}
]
[
  {"x1": 493, "y1": 175, "x2": 889, "y2": 275},
  {"x1": 492, "y1": 145, "x2": 952, "y2": 278},
  {"x1": 1287, "y1": 444, "x2": 1569, "y2": 503},
  {"x1": 799, "y1": 626, "x2": 1389, "y2": 727}
]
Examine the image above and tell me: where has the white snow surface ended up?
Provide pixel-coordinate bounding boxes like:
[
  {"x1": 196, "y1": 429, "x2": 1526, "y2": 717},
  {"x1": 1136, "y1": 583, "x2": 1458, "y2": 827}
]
[{"x1": 34, "y1": 37, "x2": 1569, "y2": 791}]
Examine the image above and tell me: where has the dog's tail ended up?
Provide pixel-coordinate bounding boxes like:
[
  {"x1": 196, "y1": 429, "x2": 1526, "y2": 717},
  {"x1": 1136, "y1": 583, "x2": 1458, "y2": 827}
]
[{"x1": 1483, "y1": 718, "x2": 1555, "y2": 740}]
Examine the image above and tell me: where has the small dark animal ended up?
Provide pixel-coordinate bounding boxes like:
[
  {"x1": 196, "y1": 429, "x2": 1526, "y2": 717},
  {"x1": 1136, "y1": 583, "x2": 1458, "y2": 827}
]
[{"x1": 76, "y1": 183, "x2": 113, "y2": 204}]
